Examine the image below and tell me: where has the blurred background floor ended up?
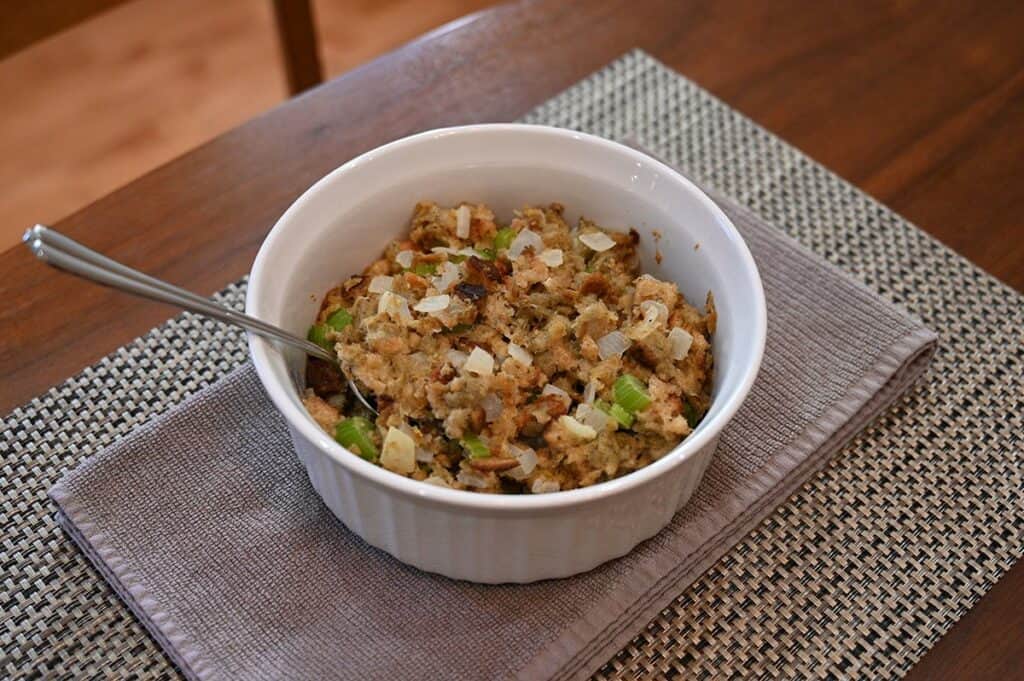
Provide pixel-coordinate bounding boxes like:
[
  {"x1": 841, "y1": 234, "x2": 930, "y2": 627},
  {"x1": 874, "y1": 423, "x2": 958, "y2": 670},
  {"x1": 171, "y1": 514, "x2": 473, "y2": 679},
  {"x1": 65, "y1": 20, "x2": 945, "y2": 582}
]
[{"x1": 0, "y1": 0, "x2": 496, "y2": 251}]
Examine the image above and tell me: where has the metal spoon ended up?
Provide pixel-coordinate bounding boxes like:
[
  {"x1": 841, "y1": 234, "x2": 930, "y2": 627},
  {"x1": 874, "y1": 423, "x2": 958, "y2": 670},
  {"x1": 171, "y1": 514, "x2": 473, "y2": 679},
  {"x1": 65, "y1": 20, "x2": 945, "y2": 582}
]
[{"x1": 22, "y1": 225, "x2": 378, "y2": 415}]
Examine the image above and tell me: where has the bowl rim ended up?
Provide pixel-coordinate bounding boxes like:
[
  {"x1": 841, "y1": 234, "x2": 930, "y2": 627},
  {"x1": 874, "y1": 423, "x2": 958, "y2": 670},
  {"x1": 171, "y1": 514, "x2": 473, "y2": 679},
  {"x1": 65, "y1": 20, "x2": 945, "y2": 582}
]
[{"x1": 247, "y1": 123, "x2": 766, "y2": 512}]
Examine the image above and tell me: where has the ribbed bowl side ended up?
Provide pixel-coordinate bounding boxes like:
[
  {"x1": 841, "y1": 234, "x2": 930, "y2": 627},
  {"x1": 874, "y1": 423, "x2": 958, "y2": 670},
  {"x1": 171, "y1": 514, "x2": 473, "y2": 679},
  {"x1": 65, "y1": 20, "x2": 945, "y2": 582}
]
[{"x1": 290, "y1": 427, "x2": 719, "y2": 583}]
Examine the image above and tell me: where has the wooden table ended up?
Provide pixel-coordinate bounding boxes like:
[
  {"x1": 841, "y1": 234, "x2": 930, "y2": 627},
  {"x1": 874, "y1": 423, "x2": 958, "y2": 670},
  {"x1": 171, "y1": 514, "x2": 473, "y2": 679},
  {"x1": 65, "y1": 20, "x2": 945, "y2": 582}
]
[{"x1": 2, "y1": 0, "x2": 1021, "y2": 677}]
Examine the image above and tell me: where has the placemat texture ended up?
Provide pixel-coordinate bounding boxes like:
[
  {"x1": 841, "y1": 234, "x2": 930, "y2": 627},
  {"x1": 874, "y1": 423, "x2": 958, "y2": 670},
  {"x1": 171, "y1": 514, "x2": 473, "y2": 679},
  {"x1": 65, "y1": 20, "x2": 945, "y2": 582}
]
[
  {"x1": 2, "y1": 50, "x2": 1022, "y2": 679},
  {"x1": 45, "y1": 183, "x2": 936, "y2": 681}
]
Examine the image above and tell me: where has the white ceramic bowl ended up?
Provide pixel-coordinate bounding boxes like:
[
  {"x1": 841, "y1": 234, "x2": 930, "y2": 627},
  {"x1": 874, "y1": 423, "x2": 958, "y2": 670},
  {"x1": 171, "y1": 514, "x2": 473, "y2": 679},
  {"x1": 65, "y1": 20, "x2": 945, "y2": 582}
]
[{"x1": 247, "y1": 124, "x2": 766, "y2": 583}]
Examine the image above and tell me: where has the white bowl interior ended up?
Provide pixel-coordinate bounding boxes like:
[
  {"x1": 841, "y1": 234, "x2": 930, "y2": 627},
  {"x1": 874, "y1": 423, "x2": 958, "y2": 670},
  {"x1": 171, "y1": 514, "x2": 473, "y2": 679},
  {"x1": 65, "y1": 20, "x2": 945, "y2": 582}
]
[{"x1": 248, "y1": 125, "x2": 764, "y2": 499}]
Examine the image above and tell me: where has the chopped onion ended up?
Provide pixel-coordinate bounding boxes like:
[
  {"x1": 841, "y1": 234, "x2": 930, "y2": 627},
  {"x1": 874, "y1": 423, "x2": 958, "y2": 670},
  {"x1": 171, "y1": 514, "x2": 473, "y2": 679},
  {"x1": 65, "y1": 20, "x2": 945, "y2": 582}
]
[
  {"x1": 597, "y1": 330, "x2": 631, "y2": 360},
  {"x1": 541, "y1": 383, "x2": 572, "y2": 409},
  {"x1": 539, "y1": 248, "x2": 564, "y2": 267},
  {"x1": 432, "y1": 242, "x2": 479, "y2": 256},
  {"x1": 576, "y1": 403, "x2": 609, "y2": 432},
  {"x1": 396, "y1": 298, "x2": 413, "y2": 322},
  {"x1": 463, "y1": 346, "x2": 495, "y2": 376},
  {"x1": 508, "y1": 444, "x2": 537, "y2": 475},
  {"x1": 481, "y1": 393, "x2": 503, "y2": 422},
  {"x1": 456, "y1": 205, "x2": 471, "y2": 238},
  {"x1": 377, "y1": 291, "x2": 412, "y2": 321},
  {"x1": 431, "y1": 261, "x2": 461, "y2": 292},
  {"x1": 508, "y1": 229, "x2": 544, "y2": 258},
  {"x1": 505, "y1": 466, "x2": 530, "y2": 481},
  {"x1": 380, "y1": 427, "x2": 416, "y2": 474},
  {"x1": 446, "y1": 349, "x2": 468, "y2": 369},
  {"x1": 413, "y1": 294, "x2": 451, "y2": 313},
  {"x1": 579, "y1": 231, "x2": 616, "y2": 252},
  {"x1": 368, "y1": 275, "x2": 394, "y2": 293},
  {"x1": 531, "y1": 478, "x2": 561, "y2": 494},
  {"x1": 559, "y1": 414, "x2": 598, "y2": 440},
  {"x1": 669, "y1": 327, "x2": 694, "y2": 360},
  {"x1": 507, "y1": 342, "x2": 533, "y2": 366},
  {"x1": 641, "y1": 300, "x2": 669, "y2": 325},
  {"x1": 415, "y1": 446, "x2": 435, "y2": 463},
  {"x1": 395, "y1": 250, "x2": 414, "y2": 269},
  {"x1": 457, "y1": 470, "x2": 490, "y2": 488},
  {"x1": 423, "y1": 476, "x2": 449, "y2": 487},
  {"x1": 583, "y1": 380, "x2": 598, "y2": 404}
]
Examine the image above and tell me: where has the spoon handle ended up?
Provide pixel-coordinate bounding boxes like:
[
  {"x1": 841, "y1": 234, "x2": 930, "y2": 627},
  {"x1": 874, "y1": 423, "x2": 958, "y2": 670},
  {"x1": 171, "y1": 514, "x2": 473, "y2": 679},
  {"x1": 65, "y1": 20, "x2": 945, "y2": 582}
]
[
  {"x1": 22, "y1": 224, "x2": 336, "y2": 364},
  {"x1": 24, "y1": 225, "x2": 379, "y2": 414}
]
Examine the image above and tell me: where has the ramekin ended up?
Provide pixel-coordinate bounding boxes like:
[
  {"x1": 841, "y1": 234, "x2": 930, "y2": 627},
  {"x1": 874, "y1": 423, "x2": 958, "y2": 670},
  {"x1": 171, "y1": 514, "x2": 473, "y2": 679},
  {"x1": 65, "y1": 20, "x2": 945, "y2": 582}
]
[{"x1": 247, "y1": 124, "x2": 766, "y2": 583}]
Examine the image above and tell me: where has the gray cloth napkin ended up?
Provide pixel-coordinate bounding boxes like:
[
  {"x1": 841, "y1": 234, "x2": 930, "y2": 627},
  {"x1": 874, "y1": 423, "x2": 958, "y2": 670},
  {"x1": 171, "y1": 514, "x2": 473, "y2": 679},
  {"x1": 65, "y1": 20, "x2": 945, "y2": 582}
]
[{"x1": 49, "y1": 182, "x2": 936, "y2": 681}]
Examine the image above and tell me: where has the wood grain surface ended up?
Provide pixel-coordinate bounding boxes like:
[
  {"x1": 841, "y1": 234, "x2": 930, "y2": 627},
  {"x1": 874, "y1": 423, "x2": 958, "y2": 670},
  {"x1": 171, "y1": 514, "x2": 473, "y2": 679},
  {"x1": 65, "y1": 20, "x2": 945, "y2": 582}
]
[
  {"x1": 1, "y1": 0, "x2": 1021, "y2": 677},
  {"x1": 0, "y1": 0, "x2": 498, "y2": 250},
  {"x1": 0, "y1": 0, "x2": 128, "y2": 58}
]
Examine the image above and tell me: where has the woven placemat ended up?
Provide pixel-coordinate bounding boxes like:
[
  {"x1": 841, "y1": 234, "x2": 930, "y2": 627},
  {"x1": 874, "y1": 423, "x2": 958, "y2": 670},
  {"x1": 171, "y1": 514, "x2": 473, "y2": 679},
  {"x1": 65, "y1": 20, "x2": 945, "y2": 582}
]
[{"x1": 2, "y1": 50, "x2": 1022, "y2": 679}]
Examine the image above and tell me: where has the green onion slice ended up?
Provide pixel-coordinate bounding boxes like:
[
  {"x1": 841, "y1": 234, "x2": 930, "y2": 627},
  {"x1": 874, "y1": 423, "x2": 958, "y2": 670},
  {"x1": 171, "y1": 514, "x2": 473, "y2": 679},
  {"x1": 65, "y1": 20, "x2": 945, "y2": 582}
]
[
  {"x1": 596, "y1": 400, "x2": 635, "y2": 429},
  {"x1": 335, "y1": 417, "x2": 378, "y2": 460},
  {"x1": 493, "y1": 227, "x2": 516, "y2": 251},
  {"x1": 683, "y1": 402, "x2": 701, "y2": 428},
  {"x1": 613, "y1": 374, "x2": 652, "y2": 412},
  {"x1": 411, "y1": 262, "x2": 437, "y2": 276},
  {"x1": 609, "y1": 402, "x2": 635, "y2": 428},
  {"x1": 476, "y1": 247, "x2": 496, "y2": 261},
  {"x1": 325, "y1": 308, "x2": 353, "y2": 331},
  {"x1": 460, "y1": 433, "x2": 491, "y2": 459},
  {"x1": 307, "y1": 323, "x2": 332, "y2": 351}
]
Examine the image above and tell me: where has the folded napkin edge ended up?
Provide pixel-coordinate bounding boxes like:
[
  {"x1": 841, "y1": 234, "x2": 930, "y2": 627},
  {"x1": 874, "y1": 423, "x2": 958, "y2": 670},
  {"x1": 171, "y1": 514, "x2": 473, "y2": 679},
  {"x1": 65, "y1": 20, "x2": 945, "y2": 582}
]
[
  {"x1": 50, "y1": 366, "x2": 258, "y2": 505},
  {"x1": 52, "y1": 478, "x2": 216, "y2": 681}
]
